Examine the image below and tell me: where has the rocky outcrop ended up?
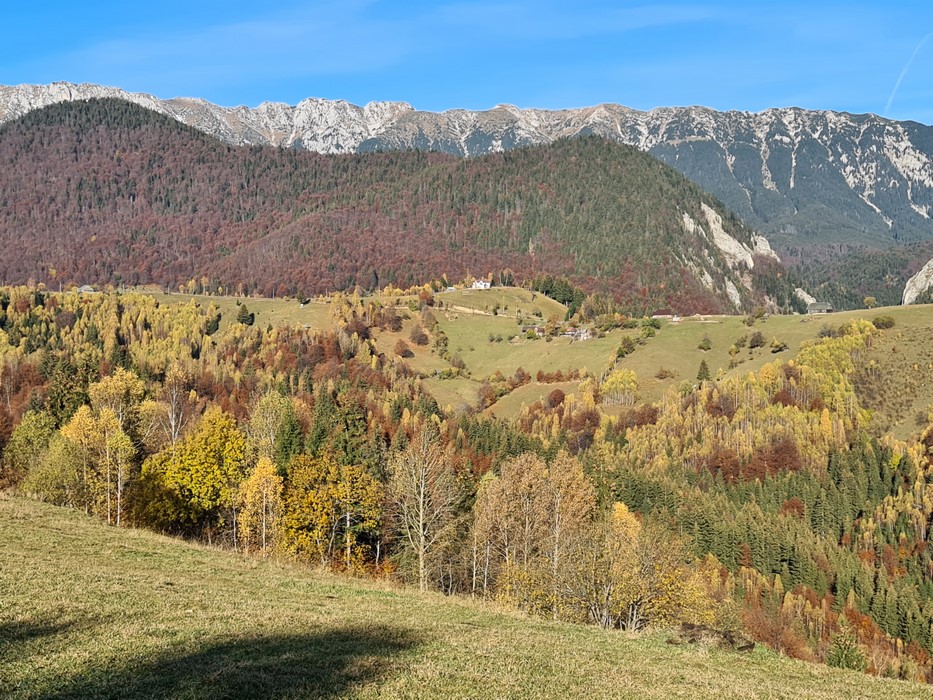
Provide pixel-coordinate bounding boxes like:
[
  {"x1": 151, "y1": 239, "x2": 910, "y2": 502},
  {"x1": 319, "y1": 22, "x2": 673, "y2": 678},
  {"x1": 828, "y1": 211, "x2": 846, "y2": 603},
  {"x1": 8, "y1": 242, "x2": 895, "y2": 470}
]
[{"x1": 903, "y1": 258, "x2": 933, "y2": 305}]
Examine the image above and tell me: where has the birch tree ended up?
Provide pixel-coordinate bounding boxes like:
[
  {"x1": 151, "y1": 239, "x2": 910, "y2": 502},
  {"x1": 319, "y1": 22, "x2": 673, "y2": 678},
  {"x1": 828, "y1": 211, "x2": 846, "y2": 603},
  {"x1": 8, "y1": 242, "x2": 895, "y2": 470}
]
[{"x1": 388, "y1": 427, "x2": 462, "y2": 592}]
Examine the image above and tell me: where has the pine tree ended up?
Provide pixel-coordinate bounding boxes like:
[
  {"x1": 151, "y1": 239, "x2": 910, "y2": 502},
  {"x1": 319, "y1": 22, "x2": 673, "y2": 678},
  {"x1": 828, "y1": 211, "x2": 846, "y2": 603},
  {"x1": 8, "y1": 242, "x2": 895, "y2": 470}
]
[{"x1": 236, "y1": 303, "x2": 254, "y2": 326}]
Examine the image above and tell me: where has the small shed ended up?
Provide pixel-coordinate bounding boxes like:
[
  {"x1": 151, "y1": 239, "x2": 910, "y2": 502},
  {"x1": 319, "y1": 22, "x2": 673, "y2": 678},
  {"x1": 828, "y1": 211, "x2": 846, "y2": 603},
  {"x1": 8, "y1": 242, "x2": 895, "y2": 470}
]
[{"x1": 807, "y1": 302, "x2": 834, "y2": 315}]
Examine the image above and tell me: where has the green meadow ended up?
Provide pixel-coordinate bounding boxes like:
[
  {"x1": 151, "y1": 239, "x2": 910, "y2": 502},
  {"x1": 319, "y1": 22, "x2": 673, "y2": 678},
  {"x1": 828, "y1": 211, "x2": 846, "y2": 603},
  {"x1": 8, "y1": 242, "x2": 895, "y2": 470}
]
[{"x1": 1, "y1": 495, "x2": 925, "y2": 700}]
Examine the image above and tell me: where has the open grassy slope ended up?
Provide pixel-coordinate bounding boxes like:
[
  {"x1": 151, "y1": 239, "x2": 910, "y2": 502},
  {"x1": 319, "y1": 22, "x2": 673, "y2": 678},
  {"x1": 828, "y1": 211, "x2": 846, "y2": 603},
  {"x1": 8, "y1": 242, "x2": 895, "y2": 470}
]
[
  {"x1": 146, "y1": 291, "x2": 333, "y2": 332},
  {"x1": 0, "y1": 495, "x2": 925, "y2": 699},
  {"x1": 436, "y1": 287, "x2": 568, "y2": 321}
]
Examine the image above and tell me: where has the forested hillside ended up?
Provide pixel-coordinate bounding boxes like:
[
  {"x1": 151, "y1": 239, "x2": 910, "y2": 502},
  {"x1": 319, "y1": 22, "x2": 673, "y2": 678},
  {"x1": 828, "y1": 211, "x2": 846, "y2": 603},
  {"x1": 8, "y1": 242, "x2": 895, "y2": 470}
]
[
  {"x1": 786, "y1": 241, "x2": 933, "y2": 310},
  {"x1": 2, "y1": 286, "x2": 933, "y2": 682},
  {"x1": 0, "y1": 99, "x2": 792, "y2": 314}
]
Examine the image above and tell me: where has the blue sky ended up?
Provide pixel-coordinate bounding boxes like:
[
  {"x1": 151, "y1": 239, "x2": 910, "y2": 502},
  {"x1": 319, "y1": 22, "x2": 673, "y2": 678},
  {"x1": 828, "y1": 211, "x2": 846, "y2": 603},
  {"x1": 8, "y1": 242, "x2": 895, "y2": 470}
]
[{"x1": 2, "y1": 1, "x2": 932, "y2": 123}]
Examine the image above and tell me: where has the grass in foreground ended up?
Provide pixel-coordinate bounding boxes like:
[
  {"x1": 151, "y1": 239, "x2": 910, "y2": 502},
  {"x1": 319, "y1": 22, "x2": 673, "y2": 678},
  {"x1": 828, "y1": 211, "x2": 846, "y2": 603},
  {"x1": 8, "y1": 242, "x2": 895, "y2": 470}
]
[{"x1": 0, "y1": 495, "x2": 925, "y2": 699}]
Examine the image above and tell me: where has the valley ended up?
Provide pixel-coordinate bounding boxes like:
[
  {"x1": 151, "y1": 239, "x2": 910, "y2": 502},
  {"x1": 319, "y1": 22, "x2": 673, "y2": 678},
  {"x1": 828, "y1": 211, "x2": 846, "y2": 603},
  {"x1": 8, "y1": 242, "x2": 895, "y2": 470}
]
[{"x1": 1, "y1": 89, "x2": 933, "y2": 695}]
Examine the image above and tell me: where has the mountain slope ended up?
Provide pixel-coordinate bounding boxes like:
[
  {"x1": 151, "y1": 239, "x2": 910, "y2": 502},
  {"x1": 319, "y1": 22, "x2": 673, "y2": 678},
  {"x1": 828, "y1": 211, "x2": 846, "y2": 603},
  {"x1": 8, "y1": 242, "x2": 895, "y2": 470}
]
[
  {"x1": 3, "y1": 82, "x2": 932, "y2": 252},
  {"x1": 0, "y1": 98, "x2": 781, "y2": 313},
  {"x1": 2, "y1": 495, "x2": 924, "y2": 699}
]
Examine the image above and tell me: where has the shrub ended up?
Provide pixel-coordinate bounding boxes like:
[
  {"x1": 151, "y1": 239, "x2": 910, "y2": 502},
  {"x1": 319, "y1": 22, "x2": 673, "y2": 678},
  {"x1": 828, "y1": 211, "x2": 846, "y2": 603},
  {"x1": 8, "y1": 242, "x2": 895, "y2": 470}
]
[
  {"x1": 826, "y1": 631, "x2": 867, "y2": 672},
  {"x1": 748, "y1": 331, "x2": 766, "y2": 349},
  {"x1": 409, "y1": 325, "x2": 428, "y2": 345},
  {"x1": 871, "y1": 315, "x2": 895, "y2": 330},
  {"x1": 616, "y1": 336, "x2": 637, "y2": 358},
  {"x1": 698, "y1": 335, "x2": 712, "y2": 351}
]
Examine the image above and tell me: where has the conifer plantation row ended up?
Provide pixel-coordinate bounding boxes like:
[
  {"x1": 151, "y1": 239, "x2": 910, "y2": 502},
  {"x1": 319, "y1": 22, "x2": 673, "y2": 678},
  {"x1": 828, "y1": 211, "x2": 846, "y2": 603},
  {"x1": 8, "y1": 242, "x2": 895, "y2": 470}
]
[{"x1": 1, "y1": 286, "x2": 932, "y2": 682}]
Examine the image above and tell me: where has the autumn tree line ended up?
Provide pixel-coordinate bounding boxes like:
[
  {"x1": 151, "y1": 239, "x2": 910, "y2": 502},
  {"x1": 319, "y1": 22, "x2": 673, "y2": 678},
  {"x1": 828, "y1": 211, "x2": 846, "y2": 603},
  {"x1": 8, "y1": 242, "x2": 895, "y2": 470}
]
[{"x1": 1, "y1": 285, "x2": 932, "y2": 681}]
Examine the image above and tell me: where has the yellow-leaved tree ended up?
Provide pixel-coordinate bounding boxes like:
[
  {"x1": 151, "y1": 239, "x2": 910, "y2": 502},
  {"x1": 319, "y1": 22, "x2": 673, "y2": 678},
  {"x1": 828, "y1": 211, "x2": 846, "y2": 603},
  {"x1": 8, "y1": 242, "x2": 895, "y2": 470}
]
[
  {"x1": 60, "y1": 405, "x2": 135, "y2": 525},
  {"x1": 149, "y1": 406, "x2": 250, "y2": 544},
  {"x1": 237, "y1": 456, "x2": 283, "y2": 554},
  {"x1": 280, "y1": 453, "x2": 381, "y2": 571},
  {"x1": 560, "y1": 503, "x2": 713, "y2": 630}
]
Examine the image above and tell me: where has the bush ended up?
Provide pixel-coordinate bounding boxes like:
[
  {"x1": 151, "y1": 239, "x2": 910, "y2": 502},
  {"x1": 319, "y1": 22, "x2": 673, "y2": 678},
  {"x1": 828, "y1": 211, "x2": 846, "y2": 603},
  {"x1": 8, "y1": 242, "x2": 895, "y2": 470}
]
[
  {"x1": 616, "y1": 336, "x2": 637, "y2": 358},
  {"x1": 748, "y1": 331, "x2": 765, "y2": 349},
  {"x1": 394, "y1": 339, "x2": 412, "y2": 358},
  {"x1": 871, "y1": 315, "x2": 895, "y2": 329},
  {"x1": 409, "y1": 325, "x2": 428, "y2": 345},
  {"x1": 826, "y1": 631, "x2": 866, "y2": 672},
  {"x1": 698, "y1": 335, "x2": 712, "y2": 351}
]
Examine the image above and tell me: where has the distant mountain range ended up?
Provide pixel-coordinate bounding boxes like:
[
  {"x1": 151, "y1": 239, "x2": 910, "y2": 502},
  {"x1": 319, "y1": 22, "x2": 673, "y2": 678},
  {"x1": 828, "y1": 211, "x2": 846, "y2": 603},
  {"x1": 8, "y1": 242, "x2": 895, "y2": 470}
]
[
  {"x1": 3, "y1": 82, "x2": 932, "y2": 252},
  {"x1": 0, "y1": 98, "x2": 794, "y2": 314}
]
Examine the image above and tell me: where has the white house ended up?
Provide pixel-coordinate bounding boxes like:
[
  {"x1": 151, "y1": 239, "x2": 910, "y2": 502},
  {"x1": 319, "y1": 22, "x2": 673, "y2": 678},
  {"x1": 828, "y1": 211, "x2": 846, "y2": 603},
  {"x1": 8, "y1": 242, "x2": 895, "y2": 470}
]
[{"x1": 472, "y1": 279, "x2": 491, "y2": 290}]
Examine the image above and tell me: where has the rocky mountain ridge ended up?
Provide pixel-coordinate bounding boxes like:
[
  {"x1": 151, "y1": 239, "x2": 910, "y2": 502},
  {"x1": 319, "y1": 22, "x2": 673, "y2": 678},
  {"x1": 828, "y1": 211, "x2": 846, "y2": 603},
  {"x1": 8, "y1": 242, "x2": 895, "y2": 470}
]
[{"x1": 3, "y1": 82, "x2": 932, "y2": 251}]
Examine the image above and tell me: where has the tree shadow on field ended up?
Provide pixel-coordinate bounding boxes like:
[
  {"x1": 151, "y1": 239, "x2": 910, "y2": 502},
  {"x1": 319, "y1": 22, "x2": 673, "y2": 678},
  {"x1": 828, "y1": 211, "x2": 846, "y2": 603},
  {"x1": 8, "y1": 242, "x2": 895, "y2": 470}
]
[
  {"x1": 37, "y1": 625, "x2": 419, "y2": 700},
  {"x1": 0, "y1": 616, "x2": 79, "y2": 661}
]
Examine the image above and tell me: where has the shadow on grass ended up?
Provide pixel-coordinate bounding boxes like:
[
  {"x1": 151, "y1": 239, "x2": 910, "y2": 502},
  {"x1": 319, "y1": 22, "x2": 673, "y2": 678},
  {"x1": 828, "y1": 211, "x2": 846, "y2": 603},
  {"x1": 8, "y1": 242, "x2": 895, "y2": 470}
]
[
  {"x1": 36, "y1": 625, "x2": 419, "y2": 699},
  {"x1": 0, "y1": 616, "x2": 79, "y2": 660}
]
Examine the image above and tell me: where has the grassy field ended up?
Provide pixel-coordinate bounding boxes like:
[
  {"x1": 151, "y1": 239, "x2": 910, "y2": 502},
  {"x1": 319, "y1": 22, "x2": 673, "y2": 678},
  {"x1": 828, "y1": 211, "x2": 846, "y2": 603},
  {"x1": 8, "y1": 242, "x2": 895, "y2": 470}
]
[
  {"x1": 615, "y1": 304, "x2": 933, "y2": 406},
  {"x1": 488, "y1": 381, "x2": 582, "y2": 419},
  {"x1": 437, "y1": 287, "x2": 567, "y2": 321},
  {"x1": 146, "y1": 291, "x2": 333, "y2": 332},
  {"x1": 853, "y1": 321, "x2": 933, "y2": 440},
  {"x1": 1, "y1": 494, "x2": 926, "y2": 700},
  {"x1": 437, "y1": 314, "x2": 619, "y2": 380}
]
